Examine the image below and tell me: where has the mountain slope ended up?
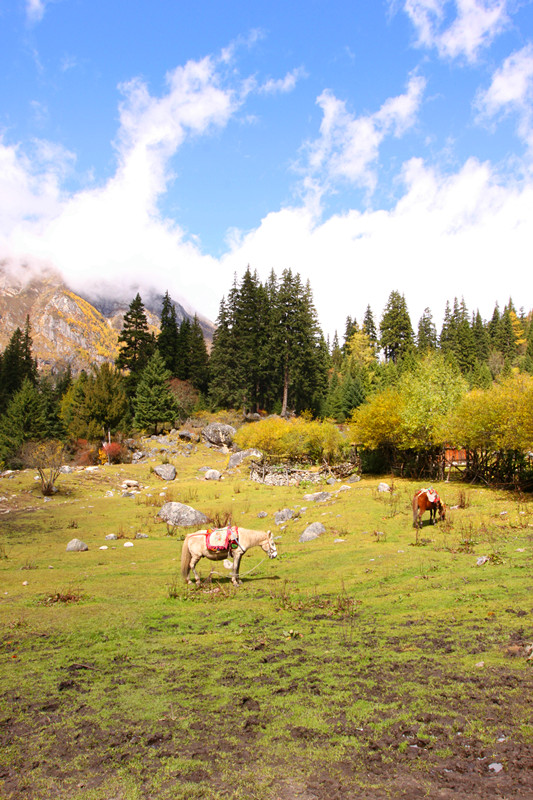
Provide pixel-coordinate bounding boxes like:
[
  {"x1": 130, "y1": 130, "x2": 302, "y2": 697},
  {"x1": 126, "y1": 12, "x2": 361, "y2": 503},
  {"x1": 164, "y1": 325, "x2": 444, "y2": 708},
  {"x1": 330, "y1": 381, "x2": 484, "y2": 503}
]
[{"x1": 0, "y1": 264, "x2": 214, "y2": 374}]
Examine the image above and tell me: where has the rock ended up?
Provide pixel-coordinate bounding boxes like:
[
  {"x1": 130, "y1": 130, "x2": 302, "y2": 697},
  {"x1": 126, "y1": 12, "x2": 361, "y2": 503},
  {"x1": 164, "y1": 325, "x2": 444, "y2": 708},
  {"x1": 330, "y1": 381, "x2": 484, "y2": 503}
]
[
  {"x1": 158, "y1": 502, "x2": 209, "y2": 527},
  {"x1": 275, "y1": 508, "x2": 294, "y2": 525},
  {"x1": 105, "y1": 490, "x2": 114, "y2": 497},
  {"x1": 476, "y1": 556, "x2": 489, "y2": 566},
  {"x1": 66, "y1": 538, "x2": 88, "y2": 552},
  {"x1": 99, "y1": 545, "x2": 108, "y2": 550},
  {"x1": 85, "y1": 466, "x2": 99, "y2": 473},
  {"x1": 326, "y1": 477, "x2": 336, "y2": 485},
  {"x1": 257, "y1": 511, "x2": 268, "y2": 518},
  {"x1": 299, "y1": 523, "x2": 326, "y2": 543},
  {"x1": 105, "y1": 533, "x2": 117, "y2": 540},
  {"x1": 378, "y1": 482, "x2": 390, "y2": 492},
  {"x1": 202, "y1": 422, "x2": 236, "y2": 447},
  {"x1": 135, "y1": 533, "x2": 149, "y2": 539},
  {"x1": 227, "y1": 448, "x2": 263, "y2": 469},
  {"x1": 177, "y1": 429, "x2": 194, "y2": 441},
  {"x1": 122, "y1": 479, "x2": 140, "y2": 489},
  {"x1": 153, "y1": 464, "x2": 177, "y2": 481},
  {"x1": 124, "y1": 542, "x2": 134, "y2": 548},
  {"x1": 204, "y1": 469, "x2": 221, "y2": 481},
  {"x1": 346, "y1": 474, "x2": 361, "y2": 483},
  {"x1": 122, "y1": 491, "x2": 135, "y2": 498},
  {"x1": 302, "y1": 491, "x2": 331, "y2": 503},
  {"x1": 60, "y1": 465, "x2": 74, "y2": 474}
]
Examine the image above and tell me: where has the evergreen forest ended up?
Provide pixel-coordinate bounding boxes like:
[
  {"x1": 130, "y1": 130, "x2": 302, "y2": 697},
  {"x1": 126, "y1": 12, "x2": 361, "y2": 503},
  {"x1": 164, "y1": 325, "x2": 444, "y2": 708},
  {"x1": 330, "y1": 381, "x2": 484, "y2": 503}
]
[{"x1": 1, "y1": 267, "x2": 533, "y2": 487}]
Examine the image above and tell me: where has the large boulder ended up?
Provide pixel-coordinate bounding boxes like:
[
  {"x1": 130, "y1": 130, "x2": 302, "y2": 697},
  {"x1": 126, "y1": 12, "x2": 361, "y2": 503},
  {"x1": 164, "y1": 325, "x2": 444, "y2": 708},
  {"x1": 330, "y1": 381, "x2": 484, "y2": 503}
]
[
  {"x1": 202, "y1": 422, "x2": 236, "y2": 447},
  {"x1": 204, "y1": 469, "x2": 221, "y2": 481},
  {"x1": 302, "y1": 491, "x2": 331, "y2": 503},
  {"x1": 158, "y1": 502, "x2": 208, "y2": 528},
  {"x1": 153, "y1": 464, "x2": 177, "y2": 481}
]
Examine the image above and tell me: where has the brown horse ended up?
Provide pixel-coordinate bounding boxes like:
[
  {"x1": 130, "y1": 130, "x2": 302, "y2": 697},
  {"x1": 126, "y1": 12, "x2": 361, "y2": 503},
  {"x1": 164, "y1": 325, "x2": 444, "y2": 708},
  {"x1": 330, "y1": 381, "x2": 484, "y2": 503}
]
[
  {"x1": 181, "y1": 527, "x2": 278, "y2": 586},
  {"x1": 412, "y1": 488, "x2": 446, "y2": 528}
]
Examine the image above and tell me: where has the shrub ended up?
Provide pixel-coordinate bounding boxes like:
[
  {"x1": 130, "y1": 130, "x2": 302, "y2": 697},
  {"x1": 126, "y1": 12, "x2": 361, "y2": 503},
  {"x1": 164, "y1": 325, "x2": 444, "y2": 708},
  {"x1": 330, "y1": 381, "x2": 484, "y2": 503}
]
[{"x1": 234, "y1": 416, "x2": 346, "y2": 463}]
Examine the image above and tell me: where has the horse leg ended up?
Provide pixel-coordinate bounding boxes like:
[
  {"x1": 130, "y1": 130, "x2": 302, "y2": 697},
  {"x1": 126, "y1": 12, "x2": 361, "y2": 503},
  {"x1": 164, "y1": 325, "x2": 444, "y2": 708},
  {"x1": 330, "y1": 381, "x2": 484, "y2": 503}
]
[
  {"x1": 231, "y1": 551, "x2": 243, "y2": 586},
  {"x1": 189, "y1": 554, "x2": 202, "y2": 584}
]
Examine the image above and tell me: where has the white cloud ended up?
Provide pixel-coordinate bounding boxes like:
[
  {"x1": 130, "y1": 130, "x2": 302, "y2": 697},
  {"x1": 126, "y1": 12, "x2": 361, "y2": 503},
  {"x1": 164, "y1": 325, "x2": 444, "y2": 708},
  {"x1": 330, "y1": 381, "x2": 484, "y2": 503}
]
[
  {"x1": 221, "y1": 156, "x2": 533, "y2": 338},
  {"x1": 401, "y1": 0, "x2": 510, "y2": 62},
  {"x1": 476, "y1": 44, "x2": 533, "y2": 146},
  {"x1": 303, "y1": 74, "x2": 426, "y2": 194},
  {"x1": 26, "y1": 0, "x2": 47, "y2": 24},
  {"x1": 260, "y1": 67, "x2": 307, "y2": 94}
]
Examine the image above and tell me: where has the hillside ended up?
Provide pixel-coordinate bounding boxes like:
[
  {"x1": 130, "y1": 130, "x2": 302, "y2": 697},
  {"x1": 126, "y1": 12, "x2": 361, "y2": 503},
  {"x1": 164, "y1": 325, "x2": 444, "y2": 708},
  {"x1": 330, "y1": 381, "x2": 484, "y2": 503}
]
[{"x1": 0, "y1": 264, "x2": 214, "y2": 374}]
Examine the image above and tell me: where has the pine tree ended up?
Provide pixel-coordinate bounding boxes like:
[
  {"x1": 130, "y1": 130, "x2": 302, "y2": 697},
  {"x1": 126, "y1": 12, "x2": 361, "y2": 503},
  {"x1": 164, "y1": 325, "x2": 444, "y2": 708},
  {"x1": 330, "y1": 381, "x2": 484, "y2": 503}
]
[
  {"x1": 379, "y1": 291, "x2": 414, "y2": 363},
  {"x1": 472, "y1": 311, "x2": 490, "y2": 363},
  {"x1": 0, "y1": 318, "x2": 37, "y2": 413},
  {"x1": 187, "y1": 317, "x2": 210, "y2": 394},
  {"x1": 133, "y1": 350, "x2": 181, "y2": 434},
  {"x1": 0, "y1": 378, "x2": 46, "y2": 467},
  {"x1": 417, "y1": 307, "x2": 437, "y2": 352},
  {"x1": 157, "y1": 291, "x2": 179, "y2": 374},
  {"x1": 116, "y1": 294, "x2": 155, "y2": 392}
]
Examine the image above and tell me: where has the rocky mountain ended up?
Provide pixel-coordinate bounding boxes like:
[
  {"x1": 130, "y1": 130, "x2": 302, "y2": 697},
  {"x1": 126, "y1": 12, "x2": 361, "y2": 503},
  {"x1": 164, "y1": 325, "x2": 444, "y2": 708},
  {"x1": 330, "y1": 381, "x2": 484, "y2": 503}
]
[{"x1": 0, "y1": 264, "x2": 214, "y2": 374}]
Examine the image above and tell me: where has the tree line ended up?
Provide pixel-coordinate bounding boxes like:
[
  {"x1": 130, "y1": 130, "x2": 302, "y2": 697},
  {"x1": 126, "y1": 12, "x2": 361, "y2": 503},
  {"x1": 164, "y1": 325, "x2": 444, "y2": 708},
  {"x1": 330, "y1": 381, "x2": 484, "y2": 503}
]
[{"x1": 0, "y1": 270, "x2": 532, "y2": 485}]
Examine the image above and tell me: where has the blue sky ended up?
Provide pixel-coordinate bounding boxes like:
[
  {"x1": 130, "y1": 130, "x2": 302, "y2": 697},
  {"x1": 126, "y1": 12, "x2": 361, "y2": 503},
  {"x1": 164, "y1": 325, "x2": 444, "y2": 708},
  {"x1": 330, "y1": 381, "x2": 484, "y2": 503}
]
[{"x1": 1, "y1": 0, "x2": 532, "y2": 338}]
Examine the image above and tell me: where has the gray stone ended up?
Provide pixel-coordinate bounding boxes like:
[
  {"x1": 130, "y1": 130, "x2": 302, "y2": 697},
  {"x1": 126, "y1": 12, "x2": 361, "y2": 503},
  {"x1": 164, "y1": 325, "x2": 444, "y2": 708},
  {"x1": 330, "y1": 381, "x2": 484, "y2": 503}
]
[
  {"x1": 204, "y1": 469, "x2": 221, "y2": 481},
  {"x1": 177, "y1": 430, "x2": 194, "y2": 441},
  {"x1": 202, "y1": 422, "x2": 236, "y2": 447},
  {"x1": 302, "y1": 491, "x2": 331, "y2": 503},
  {"x1": 275, "y1": 508, "x2": 294, "y2": 525},
  {"x1": 326, "y1": 477, "x2": 336, "y2": 485},
  {"x1": 158, "y1": 502, "x2": 209, "y2": 527},
  {"x1": 105, "y1": 533, "x2": 117, "y2": 540},
  {"x1": 227, "y1": 448, "x2": 263, "y2": 469},
  {"x1": 346, "y1": 474, "x2": 361, "y2": 483},
  {"x1": 60, "y1": 465, "x2": 74, "y2": 474},
  {"x1": 257, "y1": 511, "x2": 268, "y2": 518},
  {"x1": 378, "y1": 482, "x2": 390, "y2": 492},
  {"x1": 135, "y1": 533, "x2": 149, "y2": 539},
  {"x1": 66, "y1": 538, "x2": 88, "y2": 552},
  {"x1": 153, "y1": 464, "x2": 177, "y2": 481},
  {"x1": 299, "y1": 523, "x2": 326, "y2": 543}
]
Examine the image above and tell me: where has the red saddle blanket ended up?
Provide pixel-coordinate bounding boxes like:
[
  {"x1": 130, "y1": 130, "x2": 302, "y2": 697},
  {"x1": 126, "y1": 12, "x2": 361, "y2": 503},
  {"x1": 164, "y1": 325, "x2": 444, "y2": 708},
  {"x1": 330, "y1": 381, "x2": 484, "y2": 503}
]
[{"x1": 206, "y1": 526, "x2": 239, "y2": 552}]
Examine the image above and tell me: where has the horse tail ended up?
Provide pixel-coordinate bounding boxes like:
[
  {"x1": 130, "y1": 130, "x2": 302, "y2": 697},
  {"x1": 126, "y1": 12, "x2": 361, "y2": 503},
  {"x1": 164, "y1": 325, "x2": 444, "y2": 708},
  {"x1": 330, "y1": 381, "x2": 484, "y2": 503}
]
[{"x1": 181, "y1": 536, "x2": 192, "y2": 581}]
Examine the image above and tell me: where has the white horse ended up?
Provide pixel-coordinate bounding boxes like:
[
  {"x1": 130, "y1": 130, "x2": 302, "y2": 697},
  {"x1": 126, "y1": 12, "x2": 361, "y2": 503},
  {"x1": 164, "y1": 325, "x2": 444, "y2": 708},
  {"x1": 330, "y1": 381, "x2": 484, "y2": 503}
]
[{"x1": 180, "y1": 527, "x2": 277, "y2": 586}]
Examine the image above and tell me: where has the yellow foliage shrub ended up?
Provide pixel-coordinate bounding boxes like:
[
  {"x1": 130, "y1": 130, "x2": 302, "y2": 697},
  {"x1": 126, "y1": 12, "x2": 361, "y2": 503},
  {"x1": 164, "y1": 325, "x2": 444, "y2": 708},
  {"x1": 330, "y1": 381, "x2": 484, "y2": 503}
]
[{"x1": 234, "y1": 417, "x2": 346, "y2": 463}]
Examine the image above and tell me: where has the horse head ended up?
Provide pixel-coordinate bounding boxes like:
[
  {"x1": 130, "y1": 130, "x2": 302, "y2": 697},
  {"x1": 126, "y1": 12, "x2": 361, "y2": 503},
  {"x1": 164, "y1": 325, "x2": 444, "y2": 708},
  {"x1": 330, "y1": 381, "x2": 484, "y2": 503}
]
[
  {"x1": 438, "y1": 501, "x2": 446, "y2": 521},
  {"x1": 262, "y1": 530, "x2": 278, "y2": 559}
]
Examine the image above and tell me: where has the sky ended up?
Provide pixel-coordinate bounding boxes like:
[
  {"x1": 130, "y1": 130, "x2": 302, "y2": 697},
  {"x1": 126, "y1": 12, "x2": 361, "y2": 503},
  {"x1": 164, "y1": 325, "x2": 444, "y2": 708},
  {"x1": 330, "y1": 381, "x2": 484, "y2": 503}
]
[{"x1": 1, "y1": 0, "x2": 533, "y2": 340}]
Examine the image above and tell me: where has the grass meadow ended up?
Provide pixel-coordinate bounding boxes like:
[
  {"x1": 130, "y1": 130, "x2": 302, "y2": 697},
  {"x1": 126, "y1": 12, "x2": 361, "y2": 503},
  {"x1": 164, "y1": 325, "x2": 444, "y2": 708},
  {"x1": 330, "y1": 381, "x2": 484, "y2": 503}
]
[{"x1": 0, "y1": 434, "x2": 532, "y2": 799}]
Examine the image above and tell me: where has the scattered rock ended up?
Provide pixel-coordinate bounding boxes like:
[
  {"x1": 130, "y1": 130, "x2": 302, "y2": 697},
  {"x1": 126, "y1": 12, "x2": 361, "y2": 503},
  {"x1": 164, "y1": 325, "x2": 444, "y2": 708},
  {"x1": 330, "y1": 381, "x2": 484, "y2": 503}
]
[
  {"x1": 153, "y1": 464, "x2": 177, "y2": 481},
  {"x1": 60, "y1": 465, "x2": 74, "y2": 474},
  {"x1": 66, "y1": 538, "x2": 88, "y2": 552},
  {"x1": 124, "y1": 542, "x2": 134, "y2": 548},
  {"x1": 158, "y1": 502, "x2": 209, "y2": 527},
  {"x1": 275, "y1": 508, "x2": 295, "y2": 525},
  {"x1": 476, "y1": 556, "x2": 489, "y2": 566},
  {"x1": 302, "y1": 491, "x2": 331, "y2": 503},
  {"x1": 121, "y1": 479, "x2": 140, "y2": 489},
  {"x1": 177, "y1": 430, "x2": 194, "y2": 441},
  {"x1": 378, "y1": 482, "x2": 390, "y2": 492},
  {"x1": 326, "y1": 477, "x2": 336, "y2": 485},
  {"x1": 227, "y1": 448, "x2": 263, "y2": 469},
  {"x1": 202, "y1": 422, "x2": 236, "y2": 447},
  {"x1": 299, "y1": 522, "x2": 326, "y2": 543},
  {"x1": 135, "y1": 533, "x2": 149, "y2": 539},
  {"x1": 99, "y1": 546, "x2": 108, "y2": 550},
  {"x1": 257, "y1": 511, "x2": 268, "y2": 518},
  {"x1": 345, "y1": 474, "x2": 361, "y2": 483},
  {"x1": 204, "y1": 469, "x2": 221, "y2": 481},
  {"x1": 488, "y1": 763, "x2": 503, "y2": 773},
  {"x1": 105, "y1": 534, "x2": 117, "y2": 540}
]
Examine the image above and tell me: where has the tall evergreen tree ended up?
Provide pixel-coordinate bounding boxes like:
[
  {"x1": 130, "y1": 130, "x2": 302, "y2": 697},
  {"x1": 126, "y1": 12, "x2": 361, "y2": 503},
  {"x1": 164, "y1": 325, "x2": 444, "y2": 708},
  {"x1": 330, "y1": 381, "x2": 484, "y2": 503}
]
[
  {"x1": 379, "y1": 291, "x2": 414, "y2": 363},
  {"x1": 417, "y1": 307, "x2": 437, "y2": 352},
  {"x1": 362, "y1": 305, "x2": 378, "y2": 351},
  {"x1": 157, "y1": 291, "x2": 179, "y2": 374},
  {"x1": 0, "y1": 317, "x2": 37, "y2": 413},
  {"x1": 133, "y1": 350, "x2": 181, "y2": 434},
  {"x1": 208, "y1": 297, "x2": 239, "y2": 408},
  {"x1": 116, "y1": 294, "x2": 155, "y2": 392},
  {"x1": 472, "y1": 310, "x2": 490, "y2": 363},
  {"x1": 0, "y1": 378, "x2": 46, "y2": 467},
  {"x1": 187, "y1": 317, "x2": 210, "y2": 394}
]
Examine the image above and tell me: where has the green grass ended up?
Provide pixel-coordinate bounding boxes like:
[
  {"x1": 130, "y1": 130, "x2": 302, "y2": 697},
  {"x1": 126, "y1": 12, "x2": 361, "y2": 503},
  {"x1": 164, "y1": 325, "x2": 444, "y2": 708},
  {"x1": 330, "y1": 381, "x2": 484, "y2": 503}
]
[{"x1": 1, "y1": 435, "x2": 532, "y2": 798}]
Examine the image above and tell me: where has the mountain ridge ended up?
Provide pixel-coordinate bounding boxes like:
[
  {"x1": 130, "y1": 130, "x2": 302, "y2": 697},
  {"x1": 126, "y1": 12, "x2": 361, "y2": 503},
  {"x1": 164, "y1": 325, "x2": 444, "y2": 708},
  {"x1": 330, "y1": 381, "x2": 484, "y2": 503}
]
[{"x1": 0, "y1": 264, "x2": 215, "y2": 374}]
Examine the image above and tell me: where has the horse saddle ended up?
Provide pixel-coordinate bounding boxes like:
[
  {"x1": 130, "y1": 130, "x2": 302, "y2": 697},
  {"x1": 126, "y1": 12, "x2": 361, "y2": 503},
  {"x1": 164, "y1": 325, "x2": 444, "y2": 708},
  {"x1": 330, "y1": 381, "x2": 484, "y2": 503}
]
[
  {"x1": 421, "y1": 488, "x2": 438, "y2": 503},
  {"x1": 205, "y1": 526, "x2": 239, "y2": 552}
]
